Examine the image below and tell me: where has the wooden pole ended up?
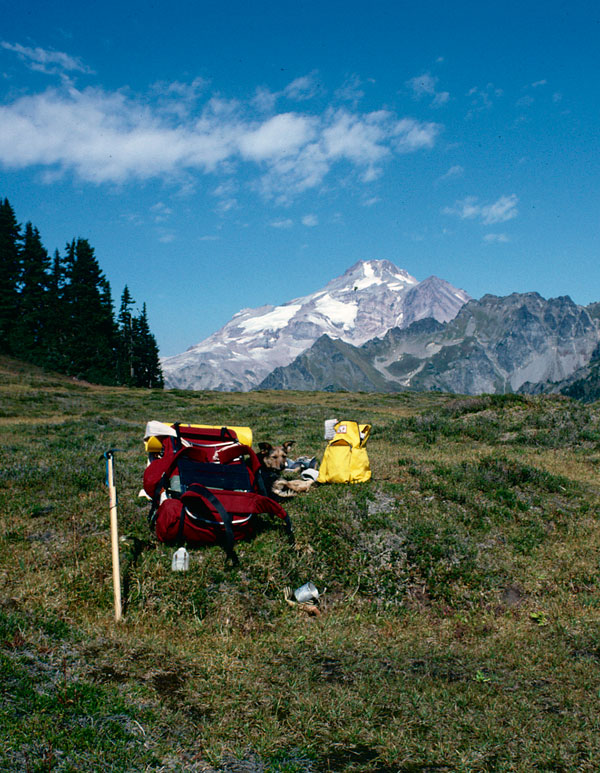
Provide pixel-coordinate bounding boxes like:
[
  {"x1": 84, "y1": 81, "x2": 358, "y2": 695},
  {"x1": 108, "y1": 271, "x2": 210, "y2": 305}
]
[{"x1": 106, "y1": 451, "x2": 122, "y2": 622}]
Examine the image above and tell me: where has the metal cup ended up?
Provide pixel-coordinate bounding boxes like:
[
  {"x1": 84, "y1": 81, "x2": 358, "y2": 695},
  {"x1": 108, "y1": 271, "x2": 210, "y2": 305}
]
[{"x1": 294, "y1": 582, "x2": 319, "y2": 603}]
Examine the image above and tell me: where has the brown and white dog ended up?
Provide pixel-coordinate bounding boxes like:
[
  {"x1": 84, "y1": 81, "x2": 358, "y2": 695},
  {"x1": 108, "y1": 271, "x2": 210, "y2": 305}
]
[{"x1": 257, "y1": 441, "x2": 316, "y2": 497}]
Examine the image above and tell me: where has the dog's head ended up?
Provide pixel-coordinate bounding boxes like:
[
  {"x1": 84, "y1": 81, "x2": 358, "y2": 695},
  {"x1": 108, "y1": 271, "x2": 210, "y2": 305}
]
[{"x1": 258, "y1": 441, "x2": 295, "y2": 471}]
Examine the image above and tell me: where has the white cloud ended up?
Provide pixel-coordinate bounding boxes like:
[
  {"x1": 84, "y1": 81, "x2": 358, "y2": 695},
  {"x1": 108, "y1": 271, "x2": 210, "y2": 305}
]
[
  {"x1": 335, "y1": 75, "x2": 365, "y2": 104},
  {"x1": 481, "y1": 194, "x2": 518, "y2": 224},
  {"x1": 406, "y1": 72, "x2": 449, "y2": 108},
  {"x1": 532, "y1": 79, "x2": 547, "y2": 88},
  {"x1": 0, "y1": 70, "x2": 443, "y2": 198},
  {"x1": 270, "y1": 218, "x2": 293, "y2": 228},
  {"x1": 152, "y1": 77, "x2": 207, "y2": 101},
  {"x1": 213, "y1": 180, "x2": 238, "y2": 197},
  {"x1": 406, "y1": 73, "x2": 437, "y2": 98},
  {"x1": 215, "y1": 198, "x2": 237, "y2": 214},
  {"x1": 1, "y1": 41, "x2": 92, "y2": 76},
  {"x1": 361, "y1": 165, "x2": 381, "y2": 182},
  {"x1": 466, "y1": 83, "x2": 503, "y2": 117},
  {"x1": 323, "y1": 109, "x2": 391, "y2": 163},
  {"x1": 151, "y1": 202, "x2": 173, "y2": 222},
  {"x1": 256, "y1": 110, "x2": 440, "y2": 199},
  {"x1": 284, "y1": 72, "x2": 321, "y2": 101},
  {"x1": 443, "y1": 196, "x2": 480, "y2": 220},
  {"x1": 121, "y1": 211, "x2": 144, "y2": 227},
  {"x1": 150, "y1": 78, "x2": 207, "y2": 119},
  {"x1": 393, "y1": 117, "x2": 440, "y2": 152},
  {"x1": 238, "y1": 113, "x2": 316, "y2": 160},
  {"x1": 443, "y1": 194, "x2": 518, "y2": 225},
  {"x1": 484, "y1": 233, "x2": 510, "y2": 243},
  {"x1": 252, "y1": 86, "x2": 278, "y2": 113},
  {"x1": 302, "y1": 214, "x2": 318, "y2": 227},
  {"x1": 437, "y1": 164, "x2": 464, "y2": 183}
]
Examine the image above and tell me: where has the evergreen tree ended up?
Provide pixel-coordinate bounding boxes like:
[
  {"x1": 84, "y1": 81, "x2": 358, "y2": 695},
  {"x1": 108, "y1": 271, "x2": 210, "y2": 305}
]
[
  {"x1": 0, "y1": 198, "x2": 22, "y2": 353},
  {"x1": 12, "y1": 222, "x2": 51, "y2": 361},
  {"x1": 0, "y1": 198, "x2": 164, "y2": 389},
  {"x1": 64, "y1": 238, "x2": 117, "y2": 384},
  {"x1": 132, "y1": 303, "x2": 164, "y2": 388},
  {"x1": 116, "y1": 285, "x2": 135, "y2": 385},
  {"x1": 44, "y1": 249, "x2": 69, "y2": 372}
]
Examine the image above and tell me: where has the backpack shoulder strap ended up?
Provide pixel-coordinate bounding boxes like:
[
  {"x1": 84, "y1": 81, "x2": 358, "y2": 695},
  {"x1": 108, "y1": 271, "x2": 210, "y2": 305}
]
[{"x1": 185, "y1": 483, "x2": 239, "y2": 565}]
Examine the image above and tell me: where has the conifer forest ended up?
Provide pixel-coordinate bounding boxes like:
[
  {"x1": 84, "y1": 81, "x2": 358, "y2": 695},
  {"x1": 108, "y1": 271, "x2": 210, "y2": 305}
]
[{"x1": 0, "y1": 197, "x2": 163, "y2": 388}]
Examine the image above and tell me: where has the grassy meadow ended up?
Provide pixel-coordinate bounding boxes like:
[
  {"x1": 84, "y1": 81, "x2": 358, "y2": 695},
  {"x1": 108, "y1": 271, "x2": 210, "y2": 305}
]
[{"x1": 1, "y1": 356, "x2": 600, "y2": 772}]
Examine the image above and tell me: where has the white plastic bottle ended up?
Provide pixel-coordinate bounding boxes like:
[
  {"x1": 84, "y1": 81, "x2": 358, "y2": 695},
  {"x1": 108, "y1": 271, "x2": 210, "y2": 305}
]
[{"x1": 171, "y1": 547, "x2": 189, "y2": 571}]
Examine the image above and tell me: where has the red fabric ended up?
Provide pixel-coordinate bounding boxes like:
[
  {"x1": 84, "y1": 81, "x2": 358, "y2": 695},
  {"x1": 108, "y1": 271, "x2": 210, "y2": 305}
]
[
  {"x1": 181, "y1": 488, "x2": 288, "y2": 521},
  {"x1": 154, "y1": 488, "x2": 288, "y2": 546},
  {"x1": 143, "y1": 438, "x2": 177, "y2": 498},
  {"x1": 154, "y1": 497, "x2": 255, "y2": 546},
  {"x1": 144, "y1": 440, "x2": 262, "y2": 499},
  {"x1": 177, "y1": 425, "x2": 238, "y2": 444}
]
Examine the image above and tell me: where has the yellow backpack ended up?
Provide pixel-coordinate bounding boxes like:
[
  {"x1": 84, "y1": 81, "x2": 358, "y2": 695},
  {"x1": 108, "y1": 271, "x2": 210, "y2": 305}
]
[{"x1": 317, "y1": 421, "x2": 372, "y2": 484}]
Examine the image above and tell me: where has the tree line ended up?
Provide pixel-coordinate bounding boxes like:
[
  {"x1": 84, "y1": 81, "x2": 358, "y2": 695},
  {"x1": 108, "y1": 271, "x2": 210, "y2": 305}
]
[{"x1": 0, "y1": 197, "x2": 163, "y2": 388}]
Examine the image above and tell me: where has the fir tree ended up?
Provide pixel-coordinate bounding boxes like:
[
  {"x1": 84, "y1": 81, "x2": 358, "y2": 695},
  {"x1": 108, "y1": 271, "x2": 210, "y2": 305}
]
[
  {"x1": 64, "y1": 238, "x2": 117, "y2": 384},
  {"x1": 44, "y1": 249, "x2": 69, "y2": 372},
  {"x1": 132, "y1": 303, "x2": 164, "y2": 388},
  {"x1": 116, "y1": 285, "x2": 135, "y2": 385},
  {"x1": 0, "y1": 198, "x2": 22, "y2": 353},
  {"x1": 12, "y1": 222, "x2": 51, "y2": 361},
  {"x1": 0, "y1": 198, "x2": 164, "y2": 389}
]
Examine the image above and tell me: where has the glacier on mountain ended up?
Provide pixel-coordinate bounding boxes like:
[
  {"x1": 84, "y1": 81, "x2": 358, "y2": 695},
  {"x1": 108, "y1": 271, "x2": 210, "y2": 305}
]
[{"x1": 161, "y1": 259, "x2": 470, "y2": 391}]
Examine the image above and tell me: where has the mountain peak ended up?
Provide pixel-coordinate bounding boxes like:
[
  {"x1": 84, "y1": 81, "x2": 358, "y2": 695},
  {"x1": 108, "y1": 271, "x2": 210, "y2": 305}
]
[
  {"x1": 324, "y1": 259, "x2": 418, "y2": 293},
  {"x1": 162, "y1": 260, "x2": 469, "y2": 391}
]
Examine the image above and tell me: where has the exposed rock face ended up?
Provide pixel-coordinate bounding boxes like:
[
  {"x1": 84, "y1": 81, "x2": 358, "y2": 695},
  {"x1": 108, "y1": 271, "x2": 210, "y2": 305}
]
[
  {"x1": 161, "y1": 259, "x2": 470, "y2": 391},
  {"x1": 260, "y1": 335, "x2": 399, "y2": 393},
  {"x1": 259, "y1": 293, "x2": 600, "y2": 395}
]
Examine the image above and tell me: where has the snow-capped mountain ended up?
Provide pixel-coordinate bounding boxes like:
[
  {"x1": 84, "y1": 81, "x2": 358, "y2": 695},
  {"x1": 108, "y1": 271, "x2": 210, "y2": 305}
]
[
  {"x1": 161, "y1": 259, "x2": 470, "y2": 391},
  {"x1": 260, "y1": 293, "x2": 600, "y2": 395}
]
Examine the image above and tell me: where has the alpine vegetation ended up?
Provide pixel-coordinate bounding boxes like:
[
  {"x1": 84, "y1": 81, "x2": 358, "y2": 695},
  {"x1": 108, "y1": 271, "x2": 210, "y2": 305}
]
[{"x1": 2, "y1": 360, "x2": 600, "y2": 771}]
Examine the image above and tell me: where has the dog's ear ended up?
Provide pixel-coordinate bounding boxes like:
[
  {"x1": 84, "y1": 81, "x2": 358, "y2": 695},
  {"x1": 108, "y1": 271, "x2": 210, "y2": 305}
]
[
  {"x1": 258, "y1": 442, "x2": 273, "y2": 454},
  {"x1": 282, "y1": 440, "x2": 295, "y2": 453}
]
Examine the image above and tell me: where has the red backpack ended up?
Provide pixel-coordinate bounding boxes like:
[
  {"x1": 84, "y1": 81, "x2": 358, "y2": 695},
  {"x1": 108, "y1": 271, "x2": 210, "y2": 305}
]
[{"x1": 143, "y1": 424, "x2": 293, "y2": 563}]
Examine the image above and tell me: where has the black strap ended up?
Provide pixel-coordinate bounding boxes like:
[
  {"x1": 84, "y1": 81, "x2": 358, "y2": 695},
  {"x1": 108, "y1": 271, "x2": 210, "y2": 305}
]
[
  {"x1": 173, "y1": 422, "x2": 182, "y2": 451},
  {"x1": 255, "y1": 467, "x2": 269, "y2": 497},
  {"x1": 283, "y1": 515, "x2": 295, "y2": 545},
  {"x1": 186, "y1": 483, "x2": 238, "y2": 565},
  {"x1": 176, "y1": 501, "x2": 187, "y2": 546},
  {"x1": 147, "y1": 499, "x2": 158, "y2": 532},
  {"x1": 147, "y1": 471, "x2": 171, "y2": 532}
]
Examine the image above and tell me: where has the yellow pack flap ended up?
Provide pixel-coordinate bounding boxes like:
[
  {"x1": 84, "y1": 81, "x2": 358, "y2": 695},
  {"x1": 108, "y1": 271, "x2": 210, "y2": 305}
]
[
  {"x1": 179, "y1": 424, "x2": 253, "y2": 447},
  {"x1": 145, "y1": 422, "x2": 253, "y2": 449},
  {"x1": 332, "y1": 421, "x2": 371, "y2": 448}
]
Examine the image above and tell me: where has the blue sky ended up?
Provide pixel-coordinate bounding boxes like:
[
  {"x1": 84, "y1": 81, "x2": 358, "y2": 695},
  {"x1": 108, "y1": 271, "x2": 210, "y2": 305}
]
[{"x1": 1, "y1": 0, "x2": 599, "y2": 356}]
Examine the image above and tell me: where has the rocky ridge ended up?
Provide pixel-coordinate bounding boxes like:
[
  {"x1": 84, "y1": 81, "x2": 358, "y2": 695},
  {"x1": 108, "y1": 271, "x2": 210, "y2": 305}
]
[
  {"x1": 161, "y1": 259, "x2": 470, "y2": 391},
  {"x1": 259, "y1": 293, "x2": 600, "y2": 395}
]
